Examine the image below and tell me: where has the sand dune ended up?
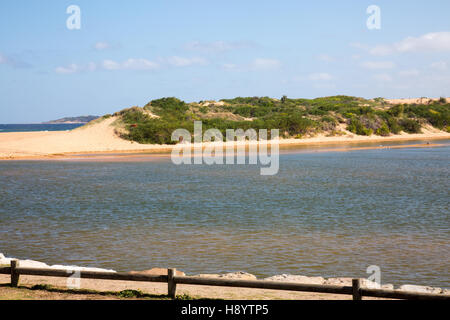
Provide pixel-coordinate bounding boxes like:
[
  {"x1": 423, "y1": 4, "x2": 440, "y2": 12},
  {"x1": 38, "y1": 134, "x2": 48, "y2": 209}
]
[
  {"x1": 0, "y1": 117, "x2": 173, "y2": 159},
  {"x1": 386, "y1": 97, "x2": 450, "y2": 104}
]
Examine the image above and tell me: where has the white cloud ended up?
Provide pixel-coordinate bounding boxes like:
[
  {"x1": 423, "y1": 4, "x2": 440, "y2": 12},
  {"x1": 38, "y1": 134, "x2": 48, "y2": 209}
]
[
  {"x1": 309, "y1": 73, "x2": 333, "y2": 81},
  {"x1": 102, "y1": 58, "x2": 159, "y2": 71},
  {"x1": 317, "y1": 54, "x2": 334, "y2": 62},
  {"x1": 94, "y1": 42, "x2": 111, "y2": 50},
  {"x1": 122, "y1": 58, "x2": 159, "y2": 70},
  {"x1": 373, "y1": 73, "x2": 393, "y2": 82},
  {"x1": 55, "y1": 63, "x2": 81, "y2": 74},
  {"x1": 251, "y1": 58, "x2": 281, "y2": 70},
  {"x1": 102, "y1": 59, "x2": 121, "y2": 70},
  {"x1": 431, "y1": 61, "x2": 448, "y2": 70},
  {"x1": 398, "y1": 69, "x2": 420, "y2": 77},
  {"x1": 57, "y1": 56, "x2": 211, "y2": 74},
  {"x1": 166, "y1": 56, "x2": 207, "y2": 67},
  {"x1": 222, "y1": 63, "x2": 238, "y2": 70},
  {"x1": 55, "y1": 62, "x2": 98, "y2": 74},
  {"x1": 361, "y1": 61, "x2": 396, "y2": 69},
  {"x1": 369, "y1": 31, "x2": 450, "y2": 55}
]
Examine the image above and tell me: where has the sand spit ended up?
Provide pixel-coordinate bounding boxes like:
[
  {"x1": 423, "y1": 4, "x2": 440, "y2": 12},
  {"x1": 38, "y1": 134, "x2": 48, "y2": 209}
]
[{"x1": 0, "y1": 116, "x2": 449, "y2": 160}]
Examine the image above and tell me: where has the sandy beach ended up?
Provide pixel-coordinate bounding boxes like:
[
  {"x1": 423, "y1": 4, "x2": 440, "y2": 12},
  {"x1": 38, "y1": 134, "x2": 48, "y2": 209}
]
[{"x1": 1, "y1": 117, "x2": 449, "y2": 160}]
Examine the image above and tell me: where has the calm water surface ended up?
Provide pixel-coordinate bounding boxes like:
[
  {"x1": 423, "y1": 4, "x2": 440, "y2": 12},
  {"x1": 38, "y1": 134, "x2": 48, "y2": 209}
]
[{"x1": 0, "y1": 141, "x2": 449, "y2": 288}]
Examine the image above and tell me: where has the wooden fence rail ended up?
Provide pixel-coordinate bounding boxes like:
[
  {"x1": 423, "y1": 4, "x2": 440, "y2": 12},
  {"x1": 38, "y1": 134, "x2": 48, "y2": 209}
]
[{"x1": 1, "y1": 261, "x2": 449, "y2": 300}]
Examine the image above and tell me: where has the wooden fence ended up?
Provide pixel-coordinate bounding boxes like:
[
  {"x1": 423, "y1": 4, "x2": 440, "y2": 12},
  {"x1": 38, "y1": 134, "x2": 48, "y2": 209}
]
[{"x1": 1, "y1": 260, "x2": 448, "y2": 300}]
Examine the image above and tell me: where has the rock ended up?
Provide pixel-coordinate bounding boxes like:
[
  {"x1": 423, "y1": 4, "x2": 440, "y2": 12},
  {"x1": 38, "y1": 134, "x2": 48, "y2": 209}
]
[
  {"x1": 128, "y1": 268, "x2": 185, "y2": 276},
  {"x1": 194, "y1": 272, "x2": 257, "y2": 280},
  {"x1": 0, "y1": 253, "x2": 115, "y2": 272},
  {"x1": 323, "y1": 277, "x2": 393, "y2": 290},
  {"x1": 323, "y1": 277, "x2": 353, "y2": 286},
  {"x1": 263, "y1": 274, "x2": 324, "y2": 285},
  {"x1": 380, "y1": 284, "x2": 395, "y2": 290},
  {"x1": 398, "y1": 285, "x2": 443, "y2": 294}
]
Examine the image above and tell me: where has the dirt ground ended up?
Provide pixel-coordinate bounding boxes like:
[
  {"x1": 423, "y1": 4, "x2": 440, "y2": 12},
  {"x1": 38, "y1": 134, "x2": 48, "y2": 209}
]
[{"x1": 0, "y1": 274, "x2": 386, "y2": 300}]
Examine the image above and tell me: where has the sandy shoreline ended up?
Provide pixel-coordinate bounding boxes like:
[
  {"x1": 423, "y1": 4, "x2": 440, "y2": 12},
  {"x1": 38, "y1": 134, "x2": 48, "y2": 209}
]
[
  {"x1": 1, "y1": 254, "x2": 448, "y2": 299},
  {"x1": 0, "y1": 117, "x2": 449, "y2": 160}
]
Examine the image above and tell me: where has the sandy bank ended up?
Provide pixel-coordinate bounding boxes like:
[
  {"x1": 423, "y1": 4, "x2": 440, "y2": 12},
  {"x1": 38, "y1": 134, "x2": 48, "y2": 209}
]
[{"x1": 0, "y1": 116, "x2": 449, "y2": 160}]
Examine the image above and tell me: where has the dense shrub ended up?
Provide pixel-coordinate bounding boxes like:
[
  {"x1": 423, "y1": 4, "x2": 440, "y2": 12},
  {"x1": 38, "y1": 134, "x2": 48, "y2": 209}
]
[
  {"x1": 376, "y1": 122, "x2": 390, "y2": 136},
  {"x1": 146, "y1": 97, "x2": 188, "y2": 118},
  {"x1": 347, "y1": 118, "x2": 373, "y2": 136},
  {"x1": 399, "y1": 119, "x2": 422, "y2": 133},
  {"x1": 386, "y1": 117, "x2": 402, "y2": 134}
]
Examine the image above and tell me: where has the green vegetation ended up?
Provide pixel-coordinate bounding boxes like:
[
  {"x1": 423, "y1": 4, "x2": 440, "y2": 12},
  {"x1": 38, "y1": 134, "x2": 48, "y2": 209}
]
[
  {"x1": 118, "y1": 289, "x2": 145, "y2": 298},
  {"x1": 31, "y1": 284, "x2": 53, "y2": 290},
  {"x1": 175, "y1": 293, "x2": 195, "y2": 300},
  {"x1": 113, "y1": 95, "x2": 450, "y2": 144}
]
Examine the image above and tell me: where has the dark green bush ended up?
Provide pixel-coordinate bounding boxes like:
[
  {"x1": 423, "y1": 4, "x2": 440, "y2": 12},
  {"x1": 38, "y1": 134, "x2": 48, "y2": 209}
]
[
  {"x1": 399, "y1": 119, "x2": 421, "y2": 133},
  {"x1": 347, "y1": 118, "x2": 373, "y2": 136},
  {"x1": 375, "y1": 122, "x2": 390, "y2": 136},
  {"x1": 118, "y1": 289, "x2": 144, "y2": 298}
]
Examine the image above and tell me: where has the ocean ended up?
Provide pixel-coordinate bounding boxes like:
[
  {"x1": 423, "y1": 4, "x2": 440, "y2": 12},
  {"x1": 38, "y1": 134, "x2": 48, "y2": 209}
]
[
  {"x1": 0, "y1": 123, "x2": 85, "y2": 132},
  {"x1": 0, "y1": 140, "x2": 449, "y2": 288}
]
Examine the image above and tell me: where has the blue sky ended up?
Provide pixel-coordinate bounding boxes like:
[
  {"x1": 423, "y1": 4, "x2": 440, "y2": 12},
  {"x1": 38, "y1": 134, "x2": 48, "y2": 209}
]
[{"x1": 1, "y1": 0, "x2": 450, "y2": 123}]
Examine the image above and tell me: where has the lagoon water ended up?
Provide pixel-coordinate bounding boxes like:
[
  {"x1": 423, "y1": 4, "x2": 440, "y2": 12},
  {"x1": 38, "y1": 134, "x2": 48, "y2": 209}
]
[{"x1": 0, "y1": 140, "x2": 449, "y2": 288}]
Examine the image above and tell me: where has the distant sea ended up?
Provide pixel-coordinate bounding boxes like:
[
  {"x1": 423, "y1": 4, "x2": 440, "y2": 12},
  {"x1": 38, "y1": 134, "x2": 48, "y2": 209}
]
[{"x1": 0, "y1": 123, "x2": 85, "y2": 133}]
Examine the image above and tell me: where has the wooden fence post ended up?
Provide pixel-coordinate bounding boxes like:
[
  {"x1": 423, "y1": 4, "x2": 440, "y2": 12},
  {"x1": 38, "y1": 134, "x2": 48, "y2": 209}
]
[
  {"x1": 10, "y1": 260, "x2": 19, "y2": 287},
  {"x1": 352, "y1": 279, "x2": 362, "y2": 300},
  {"x1": 168, "y1": 268, "x2": 177, "y2": 299}
]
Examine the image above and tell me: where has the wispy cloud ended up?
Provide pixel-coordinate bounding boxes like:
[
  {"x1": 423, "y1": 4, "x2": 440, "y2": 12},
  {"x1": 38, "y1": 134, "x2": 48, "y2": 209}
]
[
  {"x1": 0, "y1": 52, "x2": 32, "y2": 69},
  {"x1": 373, "y1": 73, "x2": 393, "y2": 82},
  {"x1": 251, "y1": 58, "x2": 281, "y2": 70},
  {"x1": 102, "y1": 58, "x2": 159, "y2": 71},
  {"x1": 102, "y1": 60, "x2": 120, "y2": 70},
  {"x1": 183, "y1": 41, "x2": 256, "y2": 53},
  {"x1": 360, "y1": 61, "x2": 396, "y2": 69},
  {"x1": 56, "y1": 58, "x2": 160, "y2": 74},
  {"x1": 94, "y1": 42, "x2": 112, "y2": 51},
  {"x1": 56, "y1": 62, "x2": 98, "y2": 74},
  {"x1": 166, "y1": 56, "x2": 208, "y2": 67},
  {"x1": 309, "y1": 73, "x2": 333, "y2": 81},
  {"x1": 431, "y1": 61, "x2": 448, "y2": 70},
  {"x1": 221, "y1": 63, "x2": 238, "y2": 70},
  {"x1": 369, "y1": 31, "x2": 450, "y2": 55},
  {"x1": 56, "y1": 56, "x2": 213, "y2": 74},
  {"x1": 122, "y1": 58, "x2": 159, "y2": 70},
  {"x1": 317, "y1": 54, "x2": 335, "y2": 62},
  {"x1": 55, "y1": 63, "x2": 81, "y2": 74},
  {"x1": 398, "y1": 69, "x2": 420, "y2": 77}
]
